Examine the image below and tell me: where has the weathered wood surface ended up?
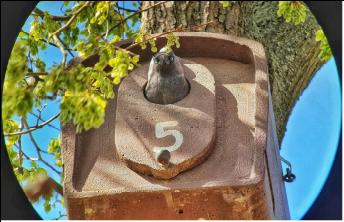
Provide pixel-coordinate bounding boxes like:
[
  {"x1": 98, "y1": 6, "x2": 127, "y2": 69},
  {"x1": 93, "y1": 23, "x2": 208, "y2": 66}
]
[
  {"x1": 115, "y1": 59, "x2": 216, "y2": 179},
  {"x1": 265, "y1": 83, "x2": 291, "y2": 219},
  {"x1": 141, "y1": 1, "x2": 324, "y2": 143},
  {"x1": 62, "y1": 33, "x2": 289, "y2": 219}
]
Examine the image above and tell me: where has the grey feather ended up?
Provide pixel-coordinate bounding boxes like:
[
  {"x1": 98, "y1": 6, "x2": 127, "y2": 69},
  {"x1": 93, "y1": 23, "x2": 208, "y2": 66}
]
[{"x1": 144, "y1": 48, "x2": 190, "y2": 104}]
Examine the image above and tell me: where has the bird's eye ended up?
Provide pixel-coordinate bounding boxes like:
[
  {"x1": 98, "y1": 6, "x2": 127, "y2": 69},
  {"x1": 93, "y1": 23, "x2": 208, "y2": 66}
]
[
  {"x1": 154, "y1": 57, "x2": 159, "y2": 64},
  {"x1": 169, "y1": 56, "x2": 174, "y2": 63}
]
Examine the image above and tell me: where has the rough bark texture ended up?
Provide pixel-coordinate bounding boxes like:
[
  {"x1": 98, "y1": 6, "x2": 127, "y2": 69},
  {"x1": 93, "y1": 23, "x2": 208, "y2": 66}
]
[{"x1": 140, "y1": 1, "x2": 324, "y2": 143}]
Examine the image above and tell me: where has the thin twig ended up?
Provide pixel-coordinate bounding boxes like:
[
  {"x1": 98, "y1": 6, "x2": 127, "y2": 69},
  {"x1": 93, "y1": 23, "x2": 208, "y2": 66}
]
[
  {"x1": 24, "y1": 120, "x2": 61, "y2": 175},
  {"x1": 126, "y1": 32, "x2": 170, "y2": 50},
  {"x1": 24, "y1": 123, "x2": 41, "y2": 161},
  {"x1": 53, "y1": 212, "x2": 67, "y2": 220},
  {"x1": 36, "y1": 104, "x2": 48, "y2": 126},
  {"x1": 126, "y1": 20, "x2": 218, "y2": 50},
  {"x1": 29, "y1": 112, "x2": 60, "y2": 131},
  {"x1": 50, "y1": 2, "x2": 92, "y2": 66},
  {"x1": 52, "y1": 35, "x2": 67, "y2": 67},
  {"x1": 33, "y1": 8, "x2": 71, "y2": 21},
  {"x1": 51, "y1": 1, "x2": 91, "y2": 36},
  {"x1": 37, "y1": 95, "x2": 58, "y2": 100},
  {"x1": 27, "y1": 72, "x2": 48, "y2": 76},
  {"x1": 28, "y1": 51, "x2": 34, "y2": 72},
  {"x1": 114, "y1": 45, "x2": 138, "y2": 57},
  {"x1": 21, "y1": 30, "x2": 75, "y2": 51},
  {"x1": 4, "y1": 113, "x2": 60, "y2": 136},
  {"x1": 102, "y1": 1, "x2": 168, "y2": 38},
  {"x1": 115, "y1": 4, "x2": 137, "y2": 13},
  {"x1": 119, "y1": 2, "x2": 125, "y2": 40},
  {"x1": 14, "y1": 144, "x2": 39, "y2": 161},
  {"x1": 103, "y1": 1, "x2": 111, "y2": 40},
  {"x1": 56, "y1": 35, "x2": 75, "y2": 57},
  {"x1": 18, "y1": 118, "x2": 24, "y2": 173}
]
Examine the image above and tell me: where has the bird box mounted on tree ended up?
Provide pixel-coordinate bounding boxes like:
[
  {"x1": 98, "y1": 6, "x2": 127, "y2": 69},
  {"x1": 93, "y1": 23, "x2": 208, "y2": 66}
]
[{"x1": 62, "y1": 32, "x2": 290, "y2": 219}]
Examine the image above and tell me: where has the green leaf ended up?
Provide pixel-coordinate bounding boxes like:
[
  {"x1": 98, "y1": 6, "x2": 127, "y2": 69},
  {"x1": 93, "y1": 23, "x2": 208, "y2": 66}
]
[
  {"x1": 3, "y1": 119, "x2": 20, "y2": 145},
  {"x1": 60, "y1": 90, "x2": 107, "y2": 132},
  {"x1": 56, "y1": 159, "x2": 63, "y2": 167},
  {"x1": 44, "y1": 199, "x2": 51, "y2": 212},
  {"x1": 315, "y1": 29, "x2": 333, "y2": 62},
  {"x1": 132, "y1": 55, "x2": 140, "y2": 64},
  {"x1": 31, "y1": 161, "x2": 37, "y2": 168},
  {"x1": 2, "y1": 41, "x2": 34, "y2": 120},
  {"x1": 109, "y1": 58, "x2": 117, "y2": 67},
  {"x1": 113, "y1": 76, "x2": 121, "y2": 85},
  {"x1": 18, "y1": 31, "x2": 27, "y2": 38},
  {"x1": 151, "y1": 46, "x2": 157, "y2": 53},
  {"x1": 220, "y1": 1, "x2": 229, "y2": 8},
  {"x1": 277, "y1": 1, "x2": 308, "y2": 25}
]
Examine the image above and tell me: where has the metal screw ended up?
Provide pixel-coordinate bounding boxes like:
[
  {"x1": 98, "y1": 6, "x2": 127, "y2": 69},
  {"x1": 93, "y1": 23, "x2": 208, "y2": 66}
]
[
  {"x1": 283, "y1": 167, "x2": 296, "y2": 182},
  {"x1": 281, "y1": 156, "x2": 296, "y2": 183}
]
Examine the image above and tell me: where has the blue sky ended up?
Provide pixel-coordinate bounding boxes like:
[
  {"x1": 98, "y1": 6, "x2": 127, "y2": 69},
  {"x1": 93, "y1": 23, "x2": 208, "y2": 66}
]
[
  {"x1": 18, "y1": 1, "x2": 140, "y2": 219},
  {"x1": 280, "y1": 57, "x2": 341, "y2": 219},
  {"x1": 11, "y1": 1, "x2": 342, "y2": 220},
  {"x1": 19, "y1": 1, "x2": 68, "y2": 220}
]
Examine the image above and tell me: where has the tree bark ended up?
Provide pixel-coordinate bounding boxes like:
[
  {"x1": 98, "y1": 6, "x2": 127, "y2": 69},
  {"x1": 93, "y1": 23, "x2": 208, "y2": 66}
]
[{"x1": 140, "y1": 1, "x2": 324, "y2": 143}]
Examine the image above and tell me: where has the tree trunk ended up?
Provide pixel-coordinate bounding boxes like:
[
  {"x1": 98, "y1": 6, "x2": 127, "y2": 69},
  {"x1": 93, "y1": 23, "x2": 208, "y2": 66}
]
[{"x1": 140, "y1": 1, "x2": 324, "y2": 143}]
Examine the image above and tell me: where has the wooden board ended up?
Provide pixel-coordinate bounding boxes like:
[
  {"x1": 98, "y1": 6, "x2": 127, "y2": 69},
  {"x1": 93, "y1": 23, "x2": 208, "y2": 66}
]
[
  {"x1": 62, "y1": 32, "x2": 290, "y2": 219},
  {"x1": 115, "y1": 61, "x2": 216, "y2": 179}
]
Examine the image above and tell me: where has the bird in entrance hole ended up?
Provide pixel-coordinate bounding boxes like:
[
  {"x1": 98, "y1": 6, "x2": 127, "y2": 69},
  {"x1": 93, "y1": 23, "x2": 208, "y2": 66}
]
[{"x1": 144, "y1": 47, "x2": 190, "y2": 105}]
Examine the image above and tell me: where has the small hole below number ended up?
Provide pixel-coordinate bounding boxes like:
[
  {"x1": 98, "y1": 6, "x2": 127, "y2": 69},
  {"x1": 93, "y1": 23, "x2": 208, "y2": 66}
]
[{"x1": 178, "y1": 209, "x2": 183, "y2": 214}]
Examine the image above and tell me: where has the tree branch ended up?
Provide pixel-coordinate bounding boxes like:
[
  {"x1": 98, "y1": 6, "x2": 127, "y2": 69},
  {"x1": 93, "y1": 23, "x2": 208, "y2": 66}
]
[
  {"x1": 27, "y1": 72, "x2": 48, "y2": 76},
  {"x1": 114, "y1": 3, "x2": 137, "y2": 13},
  {"x1": 35, "y1": 104, "x2": 47, "y2": 126},
  {"x1": 126, "y1": 20, "x2": 218, "y2": 50},
  {"x1": 4, "y1": 113, "x2": 60, "y2": 136},
  {"x1": 37, "y1": 95, "x2": 58, "y2": 100},
  {"x1": 18, "y1": 118, "x2": 24, "y2": 174},
  {"x1": 24, "y1": 121, "x2": 61, "y2": 175},
  {"x1": 33, "y1": 8, "x2": 71, "y2": 21},
  {"x1": 102, "y1": 1, "x2": 169, "y2": 38},
  {"x1": 14, "y1": 143, "x2": 39, "y2": 161},
  {"x1": 28, "y1": 51, "x2": 34, "y2": 71},
  {"x1": 51, "y1": 1, "x2": 91, "y2": 36},
  {"x1": 53, "y1": 212, "x2": 67, "y2": 220},
  {"x1": 21, "y1": 30, "x2": 75, "y2": 52},
  {"x1": 56, "y1": 35, "x2": 75, "y2": 58},
  {"x1": 114, "y1": 45, "x2": 138, "y2": 57},
  {"x1": 52, "y1": 34, "x2": 68, "y2": 67},
  {"x1": 49, "y1": 2, "x2": 92, "y2": 66},
  {"x1": 25, "y1": 123, "x2": 41, "y2": 161},
  {"x1": 29, "y1": 112, "x2": 60, "y2": 131}
]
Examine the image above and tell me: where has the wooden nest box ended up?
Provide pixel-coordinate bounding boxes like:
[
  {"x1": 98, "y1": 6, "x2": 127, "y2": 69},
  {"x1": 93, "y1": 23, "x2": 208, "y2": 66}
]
[{"x1": 62, "y1": 32, "x2": 290, "y2": 219}]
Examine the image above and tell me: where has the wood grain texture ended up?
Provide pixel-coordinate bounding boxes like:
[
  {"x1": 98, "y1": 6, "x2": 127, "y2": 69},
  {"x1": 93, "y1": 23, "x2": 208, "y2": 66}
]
[
  {"x1": 115, "y1": 60, "x2": 216, "y2": 179},
  {"x1": 265, "y1": 83, "x2": 291, "y2": 219},
  {"x1": 140, "y1": 1, "x2": 324, "y2": 143},
  {"x1": 62, "y1": 33, "x2": 289, "y2": 219}
]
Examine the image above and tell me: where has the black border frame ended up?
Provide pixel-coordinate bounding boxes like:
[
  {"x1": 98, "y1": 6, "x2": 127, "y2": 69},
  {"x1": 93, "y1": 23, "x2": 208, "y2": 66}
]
[{"x1": 1, "y1": 1, "x2": 342, "y2": 220}]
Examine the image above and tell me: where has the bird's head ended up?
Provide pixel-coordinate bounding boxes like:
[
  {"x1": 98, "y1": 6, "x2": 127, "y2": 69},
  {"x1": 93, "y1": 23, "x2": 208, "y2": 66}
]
[{"x1": 152, "y1": 47, "x2": 176, "y2": 66}]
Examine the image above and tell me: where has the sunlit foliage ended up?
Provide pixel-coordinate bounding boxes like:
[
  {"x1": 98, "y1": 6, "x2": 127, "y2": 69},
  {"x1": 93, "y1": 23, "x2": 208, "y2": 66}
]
[{"x1": 2, "y1": 1, "x2": 332, "y2": 218}]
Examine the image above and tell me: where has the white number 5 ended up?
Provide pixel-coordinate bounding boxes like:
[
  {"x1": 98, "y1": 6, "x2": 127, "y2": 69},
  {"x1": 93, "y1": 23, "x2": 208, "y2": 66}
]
[{"x1": 153, "y1": 121, "x2": 183, "y2": 153}]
